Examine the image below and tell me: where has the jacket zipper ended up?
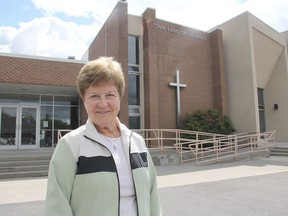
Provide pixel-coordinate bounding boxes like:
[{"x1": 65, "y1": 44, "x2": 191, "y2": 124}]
[
  {"x1": 84, "y1": 135, "x2": 121, "y2": 216},
  {"x1": 128, "y1": 132, "x2": 140, "y2": 216}
]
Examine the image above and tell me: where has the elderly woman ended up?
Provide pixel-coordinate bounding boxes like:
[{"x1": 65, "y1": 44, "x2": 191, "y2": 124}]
[{"x1": 45, "y1": 57, "x2": 162, "y2": 216}]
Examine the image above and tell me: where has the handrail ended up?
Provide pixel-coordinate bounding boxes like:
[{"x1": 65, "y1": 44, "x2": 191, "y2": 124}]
[
  {"x1": 184, "y1": 130, "x2": 276, "y2": 164},
  {"x1": 57, "y1": 128, "x2": 276, "y2": 165}
]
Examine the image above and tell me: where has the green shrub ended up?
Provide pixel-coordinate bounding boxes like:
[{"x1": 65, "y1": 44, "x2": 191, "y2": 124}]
[{"x1": 184, "y1": 109, "x2": 236, "y2": 135}]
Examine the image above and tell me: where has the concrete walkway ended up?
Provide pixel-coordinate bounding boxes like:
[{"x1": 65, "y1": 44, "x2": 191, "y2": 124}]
[{"x1": 0, "y1": 155, "x2": 288, "y2": 215}]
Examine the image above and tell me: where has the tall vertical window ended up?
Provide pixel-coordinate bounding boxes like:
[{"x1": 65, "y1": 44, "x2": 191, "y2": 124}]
[
  {"x1": 128, "y1": 36, "x2": 141, "y2": 129},
  {"x1": 257, "y1": 88, "x2": 266, "y2": 132}
]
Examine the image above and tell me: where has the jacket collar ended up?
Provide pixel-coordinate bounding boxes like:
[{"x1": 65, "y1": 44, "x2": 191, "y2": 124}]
[{"x1": 83, "y1": 118, "x2": 132, "y2": 143}]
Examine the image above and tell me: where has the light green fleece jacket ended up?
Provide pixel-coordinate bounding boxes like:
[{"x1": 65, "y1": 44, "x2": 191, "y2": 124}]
[{"x1": 45, "y1": 118, "x2": 162, "y2": 216}]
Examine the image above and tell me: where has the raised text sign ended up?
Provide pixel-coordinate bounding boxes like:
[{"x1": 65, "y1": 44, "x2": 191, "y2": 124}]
[{"x1": 155, "y1": 24, "x2": 207, "y2": 41}]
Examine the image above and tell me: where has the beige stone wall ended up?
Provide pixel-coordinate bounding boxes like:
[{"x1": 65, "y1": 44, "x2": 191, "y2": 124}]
[
  {"x1": 219, "y1": 12, "x2": 258, "y2": 133},
  {"x1": 219, "y1": 12, "x2": 288, "y2": 141}
]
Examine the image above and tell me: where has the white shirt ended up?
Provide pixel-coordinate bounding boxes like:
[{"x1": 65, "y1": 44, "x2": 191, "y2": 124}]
[{"x1": 103, "y1": 136, "x2": 137, "y2": 216}]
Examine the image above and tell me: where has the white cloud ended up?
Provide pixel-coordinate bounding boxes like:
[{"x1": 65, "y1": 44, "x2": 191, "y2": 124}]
[
  {"x1": 31, "y1": 0, "x2": 119, "y2": 21},
  {"x1": 144, "y1": 0, "x2": 246, "y2": 31},
  {"x1": 0, "y1": 17, "x2": 99, "y2": 59},
  {"x1": 0, "y1": 26, "x2": 16, "y2": 53},
  {"x1": 127, "y1": 0, "x2": 288, "y2": 32},
  {"x1": 243, "y1": 0, "x2": 288, "y2": 32},
  {"x1": 0, "y1": 26, "x2": 17, "y2": 44}
]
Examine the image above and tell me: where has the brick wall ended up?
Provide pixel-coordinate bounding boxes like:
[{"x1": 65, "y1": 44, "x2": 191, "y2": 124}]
[
  {"x1": 210, "y1": 29, "x2": 228, "y2": 115},
  {"x1": 143, "y1": 8, "x2": 227, "y2": 129},
  {"x1": 0, "y1": 55, "x2": 83, "y2": 87},
  {"x1": 142, "y1": 8, "x2": 160, "y2": 129}
]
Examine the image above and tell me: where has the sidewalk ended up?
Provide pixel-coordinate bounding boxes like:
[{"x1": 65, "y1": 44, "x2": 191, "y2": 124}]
[
  {"x1": 156, "y1": 155, "x2": 288, "y2": 188},
  {"x1": 0, "y1": 155, "x2": 288, "y2": 215}
]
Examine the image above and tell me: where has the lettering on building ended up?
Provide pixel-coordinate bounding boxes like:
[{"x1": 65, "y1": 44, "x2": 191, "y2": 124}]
[{"x1": 155, "y1": 24, "x2": 207, "y2": 41}]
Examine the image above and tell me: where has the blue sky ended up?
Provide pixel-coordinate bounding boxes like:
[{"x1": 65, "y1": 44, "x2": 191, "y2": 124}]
[{"x1": 1, "y1": 0, "x2": 288, "y2": 60}]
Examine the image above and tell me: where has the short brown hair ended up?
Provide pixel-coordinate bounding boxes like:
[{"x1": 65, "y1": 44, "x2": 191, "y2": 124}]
[{"x1": 77, "y1": 57, "x2": 125, "y2": 99}]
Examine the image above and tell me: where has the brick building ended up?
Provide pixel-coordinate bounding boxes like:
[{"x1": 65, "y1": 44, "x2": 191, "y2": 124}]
[
  {"x1": 84, "y1": 1, "x2": 227, "y2": 131},
  {"x1": 1, "y1": 0, "x2": 288, "y2": 151},
  {"x1": 0, "y1": 54, "x2": 84, "y2": 149}
]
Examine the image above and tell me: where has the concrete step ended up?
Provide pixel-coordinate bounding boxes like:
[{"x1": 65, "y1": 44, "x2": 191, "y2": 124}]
[
  {"x1": 0, "y1": 170, "x2": 49, "y2": 180},
  {"x1": 0, "y1": 155, "x2": 51, "y2": 162},
  {"x1": 270, "y1": 151, "x2": 288, "y2": 156},
  {"x1": 0, "y1": 149, "x2": 53, "y2": 180},
  {"x1": 0, "y1": 149, "x2": 53, "y2": 157},
  {"x1": 270, "y1": 146, "x2": 288, "y2": 157},
  {"x1": 273, "y1": 147, "x2": 288, "y2": 151},
  {"x1": 0, "y1": 160, "x2": 50, "y2": 167},
  {"x1": 0, "y1": 164, "x2": 49, "y2": 173}
]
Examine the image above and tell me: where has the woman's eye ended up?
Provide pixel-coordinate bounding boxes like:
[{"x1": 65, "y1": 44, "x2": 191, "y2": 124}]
[{"x1": 90, "y1": 95, "x2": 99, "y2": 99}]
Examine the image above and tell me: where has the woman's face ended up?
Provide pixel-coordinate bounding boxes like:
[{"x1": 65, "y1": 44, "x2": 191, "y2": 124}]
[{"x1": 83, "y1": 82, "x2": 120, "y2": 128}]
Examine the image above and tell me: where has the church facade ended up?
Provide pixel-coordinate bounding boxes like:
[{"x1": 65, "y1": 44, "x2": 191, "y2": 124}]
[
  {"x1": 1, "y1": 0, "x2": 288, "y2": 151},
  {"x1": 85, "y1": 1, "x2": 227, "y2": 131}
]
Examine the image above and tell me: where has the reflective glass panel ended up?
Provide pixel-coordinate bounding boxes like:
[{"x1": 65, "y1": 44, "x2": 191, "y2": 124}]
[
  {"x1": 129, "y1": 116, "x2": 140, "y2": 129},
  {"x1": 54, "y1": 106, "x2": 79, "y2": 129},
  {"x1": 54, "y1": 95, "x2": 79, "y2": 106},
  {"x1": 128, "y1": 74, "x2": 140, "y2": 105},
  {"x1": 128, "y1": 36, "x2": 139, "y2": 65},
  {"x1": 0, "y1": 107, "x2": 17, "y2": 146},
  {"x1": 41, "y1": 106, "x2": 53, "y2": 129},
  {"x1": 41, "y1": 95, "x2": 53, "y2": 105},
  {"x1": 21, "y1": 107, "x2": 37, "y2": 145}
]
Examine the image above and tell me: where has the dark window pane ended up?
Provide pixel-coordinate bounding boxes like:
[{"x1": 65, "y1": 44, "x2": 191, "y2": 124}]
[
  {"x1": 128, "y1": 36, "x2": 139, "y2": 65},
  {"x1": 41, "y1": 95, "x2": 53, "y2": 105},
  {"x1": 0, "y1": 107, "x2": 17, "y2": 146},
  {"x1": 129, "y1": 116, "x2": 140, "y2": 129},
  {"x1": 54, "y1": 106, "x2": 70, "y2": 129},
  {"x1": 21, "y1": 107, "x2": 37, "y2": 145},
  {"x1": 259, "y1": 110, "x2": 266, "y2": 132},
  {"x1": 41, "y1": 106, "x2": 53, "y2": 129},
  {"x1": 128, "y1": 74, "x2": 140, "y2": 105},
  {"x1": 40, "y1": 129, "x2": 53, "y2": 147},
  {"x1": 257, "y1": 88, "x2": 264, "y2": 106},
  {"x1": 54, "y1": 95, "x2": 79, "y2": 106}
]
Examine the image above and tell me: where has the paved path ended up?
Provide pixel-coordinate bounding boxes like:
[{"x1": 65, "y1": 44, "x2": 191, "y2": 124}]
[
  {"x1": 0, "y1": 156, "x2": 288, "y2": 216},
  {"x1": 157, "y1": 156, "x2": 288, "y2": 216}
]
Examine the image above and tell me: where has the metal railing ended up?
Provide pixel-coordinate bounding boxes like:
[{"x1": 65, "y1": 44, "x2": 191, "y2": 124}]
[
  {"x1": 57, "y1": 128, "x2": 276, "y2": 165},
  {"x1": 134, "y1": 129, "x2": 275, "y2": 164},
  {"x1": 57, "y1": 129, "x2": 73, "y2": 143},
  {"x1": 177, "y1": 130, "x2": 276, "y2": 164}
]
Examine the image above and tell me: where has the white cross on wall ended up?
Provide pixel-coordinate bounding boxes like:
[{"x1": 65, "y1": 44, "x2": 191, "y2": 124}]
[{"x1": 169, "y1": 70, "x2": 187, "y2": 128}]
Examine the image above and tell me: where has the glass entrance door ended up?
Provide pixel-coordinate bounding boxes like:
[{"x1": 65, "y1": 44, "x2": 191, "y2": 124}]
[
  {"x1": 19, "y1": 106, "x2": 39, "y2": 149},
  {"x1": 0, "y1": 105, "x2": 39, "y2": 149},
  {"x1": 0, "y1": 106, "x2": 18, "y2": 149}
]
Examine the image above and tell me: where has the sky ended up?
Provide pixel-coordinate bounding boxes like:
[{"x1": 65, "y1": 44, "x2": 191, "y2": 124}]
[{"x1": 1, "y1": 0, "x2": 288, "y2": 60}]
